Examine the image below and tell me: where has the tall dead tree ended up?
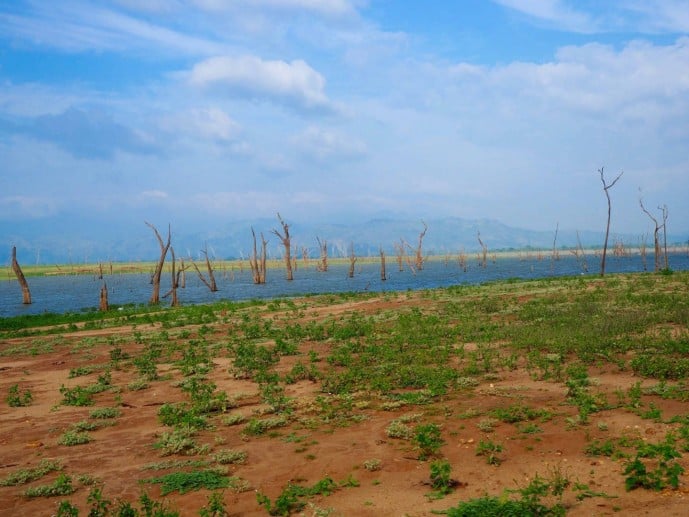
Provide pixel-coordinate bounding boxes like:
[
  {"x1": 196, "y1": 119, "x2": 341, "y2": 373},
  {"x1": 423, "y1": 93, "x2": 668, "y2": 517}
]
[
  {"x1": 146, "y1": 222, "x2": 171, "y2": 304},
  {"x1": 192, "y1": 243, "x2": 218, "y2": 292},
  {"x1": 477, "y1": 231, "x2": 488, "y2": 268},
  {"x1": 348, "y1": 242, "x2": 357, "y2": 278},
  {"x1": 379, "y1": 247, "x2": 387, "y2": 281},
  {"x1": 394, "y1": 239, "x2": 405, "y2": 272},
  {"x1": 169, "y1": 247, "x2": 180, "y2": 307},
  {"x1": 639, "y1": 198, "x2": 662, "y2": 271},
  {"x1": 599, "y1": 168, "x2": 623, "y2": 276},
  {"x1": 272, "y1": 213, "x2": 293, "y2": 281},
  {"x1": 99, "y1": 282, "x2": 109, "y2": 311},
  {"x1": 11, "y1": 246, "x2": 31, "y2": 304},
  {"x1": 316, "y1": 237, "x2": 328, "y2": 272},
  {"x1": 249, "y1": 227, "x2": 267, "y2": 284},
  {"x1": 660, "y1": 204, "x2": 669, "y2": 270},
  {"x1": 415, "y1": 222, "x2": 427, "y2": 271}
]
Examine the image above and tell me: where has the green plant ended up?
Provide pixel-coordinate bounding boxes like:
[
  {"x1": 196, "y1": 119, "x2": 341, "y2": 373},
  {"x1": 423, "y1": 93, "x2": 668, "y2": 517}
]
[
  {"x1": 58, "y1": 429, "x2": 92, "y2": 446},
  {"x1": 59, "y1": 385, "x2": 94, "y2": 406},
  {"x1": 6, "y1": 383, "x2": 33, "y2": 407},
  {"x1": 213, "y1": 449, "x2": 247, "y2": 465},
  {"x1": 0, "y1": 459, "x2": 62, "y2": 486},
  {"x1": 623, "y1": 438, "x2": 684, "y2": 491},
  {"x1": 56, "y1": 500, "x2": 80, "y2": 517},
  {"x1": 144, "y1": 470, "x2": 231, "y2": 495},
  {"x1": 413, "y1": 423, "x2": 444, "y2": 460},
  {"x1": 199, "y1": 491, "x2": 228, "y2": 517},
  {"x1": 24, "y1": 473, "x2": 76, "y2": 497},
  {"x1": 86, "y1": 486, "x2": 111, "y2": 517},
  {"x1": 256, "y1": 477, "x2": 339, "y2": 516},
  {"x1": 154, "y1": 426, "x2": 204, "y2": 456},
  {"x1": 244, "y1": 416, "x2": 288, "y2": 436},
  {"x1": 385, "y1": 419, "x2": 412, "y2": 439},
  {"x1": 89, "y1": 407, "x2": 121, "y2": 419},
  {"x1": 476, "y1": 439, "x2": 504, "y2": 465},
  {"x1": 427, "y1": 459, "x2": 457, "y2": 499}
]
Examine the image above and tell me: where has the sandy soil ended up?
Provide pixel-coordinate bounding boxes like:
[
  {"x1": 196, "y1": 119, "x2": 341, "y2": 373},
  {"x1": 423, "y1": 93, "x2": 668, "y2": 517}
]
[{"x1": 2, "y1": 295, "x2": 689, "y2": 516}]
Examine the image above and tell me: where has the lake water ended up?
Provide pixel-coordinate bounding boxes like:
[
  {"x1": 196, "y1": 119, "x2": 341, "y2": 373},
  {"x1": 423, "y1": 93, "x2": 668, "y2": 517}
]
[{"x1": 1, "y1": 253, "x2": 687, "y2": 318}]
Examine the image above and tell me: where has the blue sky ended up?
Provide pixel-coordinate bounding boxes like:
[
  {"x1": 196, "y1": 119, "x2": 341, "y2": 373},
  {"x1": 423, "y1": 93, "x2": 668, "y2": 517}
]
[{"x1": 1, "y1": 0, "x2": 688, "y2": 240}]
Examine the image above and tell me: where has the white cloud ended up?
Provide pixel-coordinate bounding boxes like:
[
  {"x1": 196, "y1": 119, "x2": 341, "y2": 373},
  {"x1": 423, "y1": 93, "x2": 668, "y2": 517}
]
[
  {"x1": 191, "y1": 0, "x2": 358, "y2": 17},
  {"x1": 187, "y1": 55, "x2": 334, "y2": 112},
  {"x1": 0, "y1": 2, "x2": 226, "y2": 55},
  {"x1": 493, "y1": 0, "x2": 594, "y2": 32}
]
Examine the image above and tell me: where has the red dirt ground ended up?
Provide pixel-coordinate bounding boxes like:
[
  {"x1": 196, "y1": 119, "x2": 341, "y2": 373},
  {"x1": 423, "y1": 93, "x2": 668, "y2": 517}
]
[{"x1": 2, "y1": 295, "x2": 689, "y2": 516}]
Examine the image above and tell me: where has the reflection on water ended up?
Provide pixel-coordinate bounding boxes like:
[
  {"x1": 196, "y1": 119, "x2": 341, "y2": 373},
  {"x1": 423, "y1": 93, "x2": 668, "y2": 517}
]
[{"x1": 1, "y1": 253, "x2": 688, "y2": 318}]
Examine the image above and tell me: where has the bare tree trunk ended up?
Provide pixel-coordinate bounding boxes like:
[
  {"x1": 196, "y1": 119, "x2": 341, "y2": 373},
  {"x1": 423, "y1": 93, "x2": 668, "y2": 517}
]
[
  {"x1": 477, "y1": 231, "x2": 488, "y2": 268},
  {"x1": 249, "y1": 227, "x2": 267, "y2": 284},
  {"x1": 394, "y1": 240, "x2": 405, "y2": 272},
  {"x1": 11, "y1": 246, "x2": 31, "y2": 304},
  {"x1": 640, "y1": 197, "x2": 662, "y2": 272},
  {"x1": 660, "y1": 204, "x2": 669, "y2": 270},
  {"x1": 97, "y1": 262, "x2": 104, "y2": 280},
  {"x1": 99, "y1": 282, "x2": 109, "y2": 311},
  {"x1": 379, "y1": 247, "x2": 387, "y2": 281},
  {"x1": 179, "y1": 259, "x2": 186, "y2": 288},
  {"x1": 169, "y1": 247, "x2": 179, "y2": 307},
  {"x1": 301, "y1": 246, "x2": 309, "y2": 267},
  {"x1": 316, "y1": 237, "x2": 328, "y2": 272},
  {"x1": 145, "y1": 222, "x2": 171, "y2": 304},
  {"x1": 415, "y1": 222, "x2": 427, "y2": 271},
  {"x1": 272, "y1": 213, "x2": 293, "y2": 281},
  {"x1": 348, "y1": 242, "x2": 357, "y2": 278},
  {"x1": 192, "y1": 243, "x2": 218, "y2": 292},
  {"x1": 599, "y1": 168, "x2": 623, "y2": 276}
]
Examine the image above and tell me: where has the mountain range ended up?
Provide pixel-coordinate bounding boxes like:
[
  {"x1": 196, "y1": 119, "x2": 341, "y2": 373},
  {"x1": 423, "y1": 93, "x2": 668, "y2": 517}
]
[{"x1": 2, "y1": 215, "x2": 685, "y2": 265}]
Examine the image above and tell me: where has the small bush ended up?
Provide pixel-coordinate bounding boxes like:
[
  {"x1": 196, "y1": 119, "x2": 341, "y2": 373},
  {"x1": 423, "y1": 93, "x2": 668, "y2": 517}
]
[
  {"x1": 24, "y1": 474, "x2": 75, "y2": 498},
  {"x1": 6, "y1": 384, "x2": 33, "y2": 407}
]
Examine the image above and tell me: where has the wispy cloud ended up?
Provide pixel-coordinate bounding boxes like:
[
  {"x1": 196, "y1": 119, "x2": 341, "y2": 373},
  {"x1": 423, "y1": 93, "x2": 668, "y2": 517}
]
[{"x1": 492, "y1": 0, "x2": 595, "y2": 32}]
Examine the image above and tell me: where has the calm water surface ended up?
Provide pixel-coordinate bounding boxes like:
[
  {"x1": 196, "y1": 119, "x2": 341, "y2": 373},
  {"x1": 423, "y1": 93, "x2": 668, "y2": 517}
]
[{"x1": 1, "y1": 253, "x2": 687, "y2": 318}]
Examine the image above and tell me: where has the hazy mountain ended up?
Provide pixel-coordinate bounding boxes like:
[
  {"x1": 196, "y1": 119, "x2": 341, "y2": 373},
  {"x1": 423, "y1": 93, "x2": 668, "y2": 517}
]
[{"x1": 1, "y1": 215, "x2": 684, "y2": 265}]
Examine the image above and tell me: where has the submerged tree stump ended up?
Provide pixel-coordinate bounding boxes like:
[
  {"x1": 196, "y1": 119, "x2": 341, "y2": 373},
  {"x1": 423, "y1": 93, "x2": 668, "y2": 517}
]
[{"x1": 11, "y1": 246, "x2": 31, "y2": 304}]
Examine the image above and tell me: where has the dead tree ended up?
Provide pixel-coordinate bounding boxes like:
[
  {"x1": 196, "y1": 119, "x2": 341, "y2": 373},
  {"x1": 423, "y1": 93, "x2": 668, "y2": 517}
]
[
  {"x1": 11, "y1": 246, "x2": 31, "y2": 304},
  {"x1": 477, "y1": 231, "x2": 488, "y2": 268},
  {"x1": 192, "y1": 243, "x2": 218, "y2": 292},
  {"x1": 640, "y1": 196, "x2": 663, "y2": 272},
  {"x1": 272, "y1": 213, "x2": 293, "y2": 281},
  {"x1": 99, "y1": 282, "x2": 109, "y2": 311},
  {"x1": 179, "y1": 258, "x2": 187, "y2": 288},
  {"x1": 249, "y1": 227, "x2": 267, "y2": 284},
  {"x1": 570, "y1": 231, "x2": 588, "y2": 273},
  {"x1": 660, "y1": 204, "x2": 669, "y2": 270},
  {"x1": 316, "y1": 237, "x2": 328, "y2": 272},
  {"x1": 379, "y1": 247, "x2": 387, "y2": 281},
  {"x1": 301, "y1": 246, "x2": 310, "y2": 267},
  {"x1": 168, "y1": 247, "x2": 180, "y2": 307},
  {"x1": 348, "y1": 242, "x2": 357, "y2": 278},
  {"x1": 599, "y1": 168, "x2": 623, "y2": 276},
  {"x1": 145, "y1": 222, "x2": 171, "y2": 304},
  {"x1": 415, "y1": 222, "x2": 427, "y2": 270},
  {"x1": 394, "y1": 239, "x2": 405, "y2": 272}
]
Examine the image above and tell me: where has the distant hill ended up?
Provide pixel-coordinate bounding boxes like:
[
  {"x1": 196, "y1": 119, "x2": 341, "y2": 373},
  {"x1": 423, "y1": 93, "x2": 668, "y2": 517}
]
[{"x1": 1, "y1": 215, "x2": 684, "y2": 265}]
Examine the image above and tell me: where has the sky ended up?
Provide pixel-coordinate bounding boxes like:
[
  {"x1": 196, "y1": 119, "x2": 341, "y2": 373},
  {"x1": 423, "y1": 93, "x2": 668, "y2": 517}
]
[{"x1": 1, "y1": 0, "x2": 688, "y2": 240}]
